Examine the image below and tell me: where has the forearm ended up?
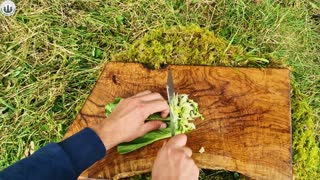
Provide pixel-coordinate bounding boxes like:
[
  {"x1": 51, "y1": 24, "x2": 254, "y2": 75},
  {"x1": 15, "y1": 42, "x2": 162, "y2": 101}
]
[{"x1": 0, "y1": 128, "x2": 106, "y2": 180}]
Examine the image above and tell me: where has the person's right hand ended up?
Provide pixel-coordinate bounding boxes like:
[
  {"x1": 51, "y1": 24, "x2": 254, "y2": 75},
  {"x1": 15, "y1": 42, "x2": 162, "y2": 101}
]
[
  {"x1": 152, "y1": 134, "x2": 199, "y2": 180},
  {"x1": 91, "y1": 90, "x2": 169, "y2": 150}
]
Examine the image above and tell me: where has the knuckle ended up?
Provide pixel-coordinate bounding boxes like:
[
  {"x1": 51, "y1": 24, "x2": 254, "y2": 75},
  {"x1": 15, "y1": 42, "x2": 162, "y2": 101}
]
[
  {"x1": 129, "y1": 98, "x2": 140, "y2": 106},
  {"x1": 136, "y1": 102, "x2": 148, "y2": 117},
  {"x1": 129, "y1": 97, "x2": 137, "y2": 103},
  {"x1": 158, "y1": 99, "x2": 168, "y2": 108},
  {"x1": 165, "y1": 146, "x2": 175, "y2": 157},
  {"x1": 157, "y1": 147, "x2": 166, "y2": 157},
  {"x1": 123, "y1": 97, "x2": 133, "y2": 103},
  {"x1": 175, "y1": 149, "x2": 187, "y2": 159},
  {"x1": 165, "y1": 146, "x2": 171, "y2": 155},
  {"x1": 154, "y1": 93, "x2": 163, "y2": 99},
  {"x1": 161, "y1": 99, "x2": 167, "y2": 104},
  {"x1": 185, "y1": 147, "x2": 192, "y2": 154}
]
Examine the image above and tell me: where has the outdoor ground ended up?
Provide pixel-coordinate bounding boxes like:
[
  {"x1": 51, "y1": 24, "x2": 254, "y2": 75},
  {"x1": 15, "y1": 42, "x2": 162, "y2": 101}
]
[{"x1": 0, "y1": 0, "x2": 319, "y2": 179}]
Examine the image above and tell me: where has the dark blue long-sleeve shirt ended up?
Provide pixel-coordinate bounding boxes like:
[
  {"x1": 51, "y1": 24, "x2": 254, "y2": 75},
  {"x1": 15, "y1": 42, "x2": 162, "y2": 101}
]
[{"x1": 0, "y1": 128, "x2": 106, "y2": 180}]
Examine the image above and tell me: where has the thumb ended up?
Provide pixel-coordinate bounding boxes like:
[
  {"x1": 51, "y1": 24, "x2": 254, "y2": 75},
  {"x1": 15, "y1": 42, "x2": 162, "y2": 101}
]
[{"x1": 141, "y1": 121, "x2": 167, "y2": 135}]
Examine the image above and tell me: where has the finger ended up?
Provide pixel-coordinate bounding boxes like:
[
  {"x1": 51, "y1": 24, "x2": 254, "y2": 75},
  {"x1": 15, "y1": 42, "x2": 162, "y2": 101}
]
[
  {"x1": 144, "y1": 99, "x2": 169, "y2": 117},
  {"x1": 162, "y1": 140, "x2": 167, "y2": 147},
  {"x1": 187, "y1": 159, "x2": 200, "y2": 179},
  {"x1": 181, "y1": 146, "x2": 192, "y2": 157},
  {"x1": 137, "y1": 93, "x2": 164, "y2": 102},
  {"x1": 166, "y1": 134, "x2": 187, "y2": 148},
  {"x1": 141, "y1": 121, "x2": 167, "y2": 135},
  {"x1": 192, "y1": 160, "x2": 200, "y2": 177},
  {"x1": 161, "y1": 109, "x2": 169, "y2": 118},
  {"x1": 133, "y1": 90, "x2": 152, "y2": 97}
]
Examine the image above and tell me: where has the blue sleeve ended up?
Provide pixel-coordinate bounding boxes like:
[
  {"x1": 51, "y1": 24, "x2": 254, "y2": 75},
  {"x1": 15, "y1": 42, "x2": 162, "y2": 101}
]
[{"x1": 0, "y1": 128, "x2": 106, "y2": 180}]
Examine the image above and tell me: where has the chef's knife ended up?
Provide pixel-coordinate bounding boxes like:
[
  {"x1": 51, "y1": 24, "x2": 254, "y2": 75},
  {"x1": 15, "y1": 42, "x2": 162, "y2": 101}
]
[{"x1": 166, "y1": 69, "x2": 176, "y2": 136}]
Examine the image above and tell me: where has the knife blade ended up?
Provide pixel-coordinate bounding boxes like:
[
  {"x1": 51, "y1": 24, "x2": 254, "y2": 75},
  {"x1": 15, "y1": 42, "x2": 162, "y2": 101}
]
[{"x1": 166, "y1": 68, "x2": 176, "y2": 136}]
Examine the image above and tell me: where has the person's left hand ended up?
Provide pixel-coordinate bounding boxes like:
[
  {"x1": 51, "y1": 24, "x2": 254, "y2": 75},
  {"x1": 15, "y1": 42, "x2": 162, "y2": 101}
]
[
  {"x1": 91, "y1": 90, "x2": 169, "y2": 150},
  {"x1": 152, "y1": 134, "x2": 199, "y2": 180}
]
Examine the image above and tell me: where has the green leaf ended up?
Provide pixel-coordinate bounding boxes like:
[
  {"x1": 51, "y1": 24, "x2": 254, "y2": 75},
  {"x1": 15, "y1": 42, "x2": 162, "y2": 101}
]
[
  {"x1": 105, "y1": 97, "x2": 122, "y2": 116},
  {"x1": 146, "y1": 113, "x2": 170, "y2": 121},
  {"x1": 117, "y1": 128, "x2": 174, "y2": 154},
  {"x1": 92, "y1": 47, "x2": 103, "y2": 58}
]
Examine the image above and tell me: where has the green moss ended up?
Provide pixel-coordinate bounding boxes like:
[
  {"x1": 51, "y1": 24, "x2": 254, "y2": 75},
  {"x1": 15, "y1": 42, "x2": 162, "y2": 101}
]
[
  {"x1": 112, "y1": 25, "x2": 320, "y2": 179},
  {"x1": 112, "y1": 25, "x2": 283, "y2": 69},
  {"x1": 291, "y1": 81, "x2": 320, "y2": 179}
]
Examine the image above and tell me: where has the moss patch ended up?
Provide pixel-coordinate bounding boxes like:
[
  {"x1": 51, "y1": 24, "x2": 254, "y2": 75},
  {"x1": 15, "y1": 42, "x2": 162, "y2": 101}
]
[
  {"x1": 291, "y1": 81, "x2": 320, "y2": 179},
  {"x1": 112, "y1": 25, "x2": 320, "y2": 179},
  {"x1": 112, "y1": 25, "x2": 284, "y2": 69}
]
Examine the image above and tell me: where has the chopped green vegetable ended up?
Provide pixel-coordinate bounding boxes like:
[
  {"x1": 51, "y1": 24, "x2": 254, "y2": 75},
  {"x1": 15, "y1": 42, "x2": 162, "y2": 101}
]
[
  {"x1": 171, "y1": 94, "x2": 204, "y2": 133},
  {"x1": 105, "y1": 94, "x2": 204, "y2": 154},
  {"x1": 105, "y1": 97, "x2": 121, "y2": 116},
  {"x1": 199, "y1": 147, "x2": 205, "y2": 154}
]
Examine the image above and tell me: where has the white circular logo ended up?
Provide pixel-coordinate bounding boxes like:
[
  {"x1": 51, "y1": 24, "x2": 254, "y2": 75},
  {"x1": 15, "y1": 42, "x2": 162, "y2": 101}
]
[{"x1": 0, "y1": 0, "x2": 16, "y2": 16}]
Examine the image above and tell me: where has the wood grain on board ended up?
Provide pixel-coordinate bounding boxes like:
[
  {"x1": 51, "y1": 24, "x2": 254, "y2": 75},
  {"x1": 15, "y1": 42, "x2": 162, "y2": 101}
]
[{"x1": 64, "y1": 62, "x2": 292, "y2": 180}]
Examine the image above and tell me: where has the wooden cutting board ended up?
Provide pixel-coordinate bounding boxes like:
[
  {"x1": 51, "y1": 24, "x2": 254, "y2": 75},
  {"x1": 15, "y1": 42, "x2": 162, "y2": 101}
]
[{"x1": 64, "y1": 62, "x2": 292, "y2": 180}]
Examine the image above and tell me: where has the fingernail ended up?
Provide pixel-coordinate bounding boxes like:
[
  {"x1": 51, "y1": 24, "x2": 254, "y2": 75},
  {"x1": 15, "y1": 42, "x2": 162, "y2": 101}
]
[{"x1": 159, "y1": 123, "x2": 167, "y2": 129}]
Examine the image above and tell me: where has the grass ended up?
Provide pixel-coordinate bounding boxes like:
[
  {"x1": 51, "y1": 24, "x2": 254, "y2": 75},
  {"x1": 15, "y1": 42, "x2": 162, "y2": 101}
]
[{"x1": 0, "y1": 0, "x2": 319, "y2": 179}]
